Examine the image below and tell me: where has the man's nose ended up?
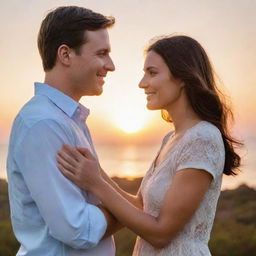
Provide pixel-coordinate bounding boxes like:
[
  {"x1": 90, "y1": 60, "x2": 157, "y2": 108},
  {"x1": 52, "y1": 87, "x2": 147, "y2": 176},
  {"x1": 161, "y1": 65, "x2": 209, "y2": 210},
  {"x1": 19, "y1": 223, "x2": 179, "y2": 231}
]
[{"x1": 106, "y1": 57, "x2": 115, "y2": 72}]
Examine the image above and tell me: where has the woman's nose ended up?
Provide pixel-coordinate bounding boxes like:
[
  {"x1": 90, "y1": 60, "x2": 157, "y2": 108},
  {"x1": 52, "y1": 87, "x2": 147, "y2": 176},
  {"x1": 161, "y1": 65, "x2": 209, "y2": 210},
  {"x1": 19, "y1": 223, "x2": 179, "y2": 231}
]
[{"x1": 138, "y1": 77, "x2": 148, "y2": 89}]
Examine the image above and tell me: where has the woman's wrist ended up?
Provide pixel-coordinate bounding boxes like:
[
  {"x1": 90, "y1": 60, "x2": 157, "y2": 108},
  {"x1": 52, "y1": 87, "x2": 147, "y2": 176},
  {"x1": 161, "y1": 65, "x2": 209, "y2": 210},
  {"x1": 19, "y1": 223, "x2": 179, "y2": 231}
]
[{"x1": 90, "y1": 177, "x2": 109, "y2": 199}]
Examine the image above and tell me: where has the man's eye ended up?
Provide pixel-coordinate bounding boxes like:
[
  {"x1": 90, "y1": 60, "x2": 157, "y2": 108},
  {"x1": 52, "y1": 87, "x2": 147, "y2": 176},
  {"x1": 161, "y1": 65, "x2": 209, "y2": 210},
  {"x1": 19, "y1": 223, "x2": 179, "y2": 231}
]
[{"x1": 98, "y1": 51, "x2": 107, "y2": 56}]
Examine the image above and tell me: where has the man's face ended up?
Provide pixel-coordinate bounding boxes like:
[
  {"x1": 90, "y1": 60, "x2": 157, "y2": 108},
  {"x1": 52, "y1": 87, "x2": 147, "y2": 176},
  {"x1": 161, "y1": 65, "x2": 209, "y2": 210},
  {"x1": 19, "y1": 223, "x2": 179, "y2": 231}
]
[{"x1": 69, "y1": 29, "x2": 115, "y2": 97}]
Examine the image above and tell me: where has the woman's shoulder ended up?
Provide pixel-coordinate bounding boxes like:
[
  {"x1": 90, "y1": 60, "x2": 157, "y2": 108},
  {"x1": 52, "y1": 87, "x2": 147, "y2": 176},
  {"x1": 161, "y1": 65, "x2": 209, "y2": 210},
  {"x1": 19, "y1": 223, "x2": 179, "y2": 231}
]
[
  {"x1": 184, "y1": 121, "x2": 224, "y2": 150},
  {"x1": 190, "y1": 121, "x2": 222, "y2": 140}
]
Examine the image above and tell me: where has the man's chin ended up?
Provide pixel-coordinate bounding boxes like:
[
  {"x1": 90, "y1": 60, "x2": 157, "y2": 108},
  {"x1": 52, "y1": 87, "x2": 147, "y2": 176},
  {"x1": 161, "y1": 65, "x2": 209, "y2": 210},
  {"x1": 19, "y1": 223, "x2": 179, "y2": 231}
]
[
  {"x1": 83, "y1": 85, "x2": 103, "y2": 96},
  {"x1": 95, "y1": 91, "x2": 103, "y2": 96},
  {"x1": 93, "y1": 87, "x2": 103, "y2": 96}
]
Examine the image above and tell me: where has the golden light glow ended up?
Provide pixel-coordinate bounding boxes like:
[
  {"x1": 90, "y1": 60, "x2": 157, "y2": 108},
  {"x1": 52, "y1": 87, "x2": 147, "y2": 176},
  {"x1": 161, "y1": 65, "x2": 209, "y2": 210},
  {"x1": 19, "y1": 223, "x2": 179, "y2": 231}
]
[
  {"x1": 116, "y1": 116, "x2": 146, "y2": 133},
  {"x1": 112, "y1": 106, "x2": 150, "y2": 134},
  {"x1": 113, "y1": 145, "x2": 145, "y2": 178}
]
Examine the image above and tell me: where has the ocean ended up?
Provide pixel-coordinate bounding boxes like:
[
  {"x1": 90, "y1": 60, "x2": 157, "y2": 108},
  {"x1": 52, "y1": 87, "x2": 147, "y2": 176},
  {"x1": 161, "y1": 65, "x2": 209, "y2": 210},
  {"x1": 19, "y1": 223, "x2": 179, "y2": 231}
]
[{"x1": 1, "y1": 139, "x2": 256, "y2": 190}]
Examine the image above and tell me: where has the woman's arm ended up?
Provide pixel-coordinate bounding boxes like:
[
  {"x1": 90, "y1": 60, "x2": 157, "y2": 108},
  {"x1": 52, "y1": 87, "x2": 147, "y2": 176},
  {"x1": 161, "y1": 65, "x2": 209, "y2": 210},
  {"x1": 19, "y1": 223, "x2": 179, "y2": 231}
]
[
  {"x1": 57, "y1": 145, "x2": 212, "y2": 248},
  {"x1": 91, "y1": 169, "x2": 212, "y2": 248},
  {"x1": 100, "y1": 167, "x2": 143, "y2": 209}
]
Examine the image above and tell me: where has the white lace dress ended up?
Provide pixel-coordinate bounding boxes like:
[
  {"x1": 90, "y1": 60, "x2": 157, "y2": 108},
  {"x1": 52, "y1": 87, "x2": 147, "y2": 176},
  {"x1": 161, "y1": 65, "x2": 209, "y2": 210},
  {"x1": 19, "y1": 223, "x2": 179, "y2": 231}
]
[{"x1": 132, "y1": 121, "x2": 225, "y2": 256}]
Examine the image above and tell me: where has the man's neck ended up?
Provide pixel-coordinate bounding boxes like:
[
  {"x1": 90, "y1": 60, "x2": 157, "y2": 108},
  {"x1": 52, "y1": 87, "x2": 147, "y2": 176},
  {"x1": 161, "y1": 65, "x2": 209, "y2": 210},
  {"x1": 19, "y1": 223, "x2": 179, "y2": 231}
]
[{"x1": 44, "y1": 71, "x2": 81, "y2": 102}]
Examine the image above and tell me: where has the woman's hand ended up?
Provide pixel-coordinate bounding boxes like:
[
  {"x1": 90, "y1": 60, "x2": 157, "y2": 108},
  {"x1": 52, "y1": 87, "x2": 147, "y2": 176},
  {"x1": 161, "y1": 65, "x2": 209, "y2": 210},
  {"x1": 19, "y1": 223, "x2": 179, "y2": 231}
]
[{"x1": 56, "y1": 144, "x2": 105, "y2": 192}]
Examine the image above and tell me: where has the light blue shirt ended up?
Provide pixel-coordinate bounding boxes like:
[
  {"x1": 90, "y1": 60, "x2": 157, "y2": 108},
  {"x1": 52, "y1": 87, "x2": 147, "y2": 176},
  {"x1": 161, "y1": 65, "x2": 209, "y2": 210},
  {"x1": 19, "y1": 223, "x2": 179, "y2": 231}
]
[{"x1": 7, "y1": 83, "x2": 115, "y2": 256}]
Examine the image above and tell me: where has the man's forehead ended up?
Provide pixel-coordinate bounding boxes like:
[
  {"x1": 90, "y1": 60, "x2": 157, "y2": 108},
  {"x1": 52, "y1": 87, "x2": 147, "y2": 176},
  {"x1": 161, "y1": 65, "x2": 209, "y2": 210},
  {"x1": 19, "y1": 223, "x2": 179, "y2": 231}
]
[
  {"x1": 86, "y1": 29, "x2": 109, "y2": 42},
  {"x1": 85, "y1": 29, "x2": 111, "y2": 50}
]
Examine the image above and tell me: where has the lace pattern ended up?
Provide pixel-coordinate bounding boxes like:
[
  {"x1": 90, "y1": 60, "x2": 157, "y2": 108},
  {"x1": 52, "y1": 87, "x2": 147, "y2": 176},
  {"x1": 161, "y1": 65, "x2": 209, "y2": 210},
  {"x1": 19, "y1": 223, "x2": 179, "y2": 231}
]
[{"x1": 132, "y1": 121, "x2": 225, "y2": 256}]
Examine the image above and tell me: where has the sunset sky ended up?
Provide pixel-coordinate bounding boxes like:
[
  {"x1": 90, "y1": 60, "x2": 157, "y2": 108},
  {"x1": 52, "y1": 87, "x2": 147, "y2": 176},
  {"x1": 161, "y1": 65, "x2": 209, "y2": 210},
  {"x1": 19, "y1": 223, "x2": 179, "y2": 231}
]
[{"x1": 0, "y1": 0, "x2": 255, "y2": 146}]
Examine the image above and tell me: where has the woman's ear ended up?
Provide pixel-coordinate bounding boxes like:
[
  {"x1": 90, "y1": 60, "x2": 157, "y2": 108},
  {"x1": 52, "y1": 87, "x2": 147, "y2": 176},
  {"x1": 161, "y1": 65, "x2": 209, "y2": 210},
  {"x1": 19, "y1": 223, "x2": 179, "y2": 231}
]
[
  {"x1": 57, "y1": 44, "x2": 73, "y2": 67},
  {"x1": 179, "y1": 80, "x2": 185, "y2": 89}
]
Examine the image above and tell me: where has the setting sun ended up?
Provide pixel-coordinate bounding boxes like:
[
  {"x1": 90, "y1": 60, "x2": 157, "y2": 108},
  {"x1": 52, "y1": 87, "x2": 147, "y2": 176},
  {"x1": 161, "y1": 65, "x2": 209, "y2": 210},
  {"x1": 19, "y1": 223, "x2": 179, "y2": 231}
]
[
  {"x1": 115, "y1": 115, "x2": 146, "y2": 133},
  {"x1": 111, "y1": 105, "x2": 151, "y2": 134}
]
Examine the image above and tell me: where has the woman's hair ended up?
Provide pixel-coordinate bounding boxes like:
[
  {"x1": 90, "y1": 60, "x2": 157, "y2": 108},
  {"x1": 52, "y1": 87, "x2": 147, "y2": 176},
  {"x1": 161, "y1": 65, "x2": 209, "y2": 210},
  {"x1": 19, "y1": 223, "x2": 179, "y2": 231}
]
[
  {"x1": 38, "y1": 6, "x2": 115, "y2": 71},
  {"x1": 146, "y1": 35, "x2": 242, "y2": 176}
]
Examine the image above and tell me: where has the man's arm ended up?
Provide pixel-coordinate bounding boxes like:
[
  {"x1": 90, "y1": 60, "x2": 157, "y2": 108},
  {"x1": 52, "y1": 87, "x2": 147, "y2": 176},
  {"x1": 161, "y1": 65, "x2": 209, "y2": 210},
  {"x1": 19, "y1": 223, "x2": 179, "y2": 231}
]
[{"x1": 15, "y1": 119, "x2": 108, "y2": 249}]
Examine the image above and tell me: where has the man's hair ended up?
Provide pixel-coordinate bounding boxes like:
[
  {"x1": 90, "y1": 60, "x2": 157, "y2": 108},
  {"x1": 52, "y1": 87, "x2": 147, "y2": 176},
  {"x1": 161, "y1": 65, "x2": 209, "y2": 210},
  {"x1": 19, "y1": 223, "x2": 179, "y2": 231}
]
[{"x1": 37, "y1": 6, "x2": 115, "y2": 71}]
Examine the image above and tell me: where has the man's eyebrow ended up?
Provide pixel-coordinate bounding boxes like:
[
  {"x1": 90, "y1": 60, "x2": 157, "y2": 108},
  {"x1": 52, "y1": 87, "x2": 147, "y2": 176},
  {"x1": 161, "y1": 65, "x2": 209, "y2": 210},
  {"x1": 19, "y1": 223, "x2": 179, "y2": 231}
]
[{"x1": 96, "y1": 48, "x2": 110, "y2": 53}]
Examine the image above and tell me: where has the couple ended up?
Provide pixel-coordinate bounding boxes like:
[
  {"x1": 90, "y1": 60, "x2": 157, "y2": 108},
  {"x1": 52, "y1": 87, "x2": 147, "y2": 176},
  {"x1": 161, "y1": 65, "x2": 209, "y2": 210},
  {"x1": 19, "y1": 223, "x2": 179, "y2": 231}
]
[{"x1": 7, "y1": 6, "x2": 241, "y2": 256}]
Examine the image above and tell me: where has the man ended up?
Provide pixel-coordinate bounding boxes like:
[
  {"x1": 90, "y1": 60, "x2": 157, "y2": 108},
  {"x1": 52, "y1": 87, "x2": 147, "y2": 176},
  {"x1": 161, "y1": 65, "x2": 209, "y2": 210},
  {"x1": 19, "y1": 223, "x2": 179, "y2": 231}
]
[{"x1": 7, "y1": 6, "x2": 118, "y2": 256}]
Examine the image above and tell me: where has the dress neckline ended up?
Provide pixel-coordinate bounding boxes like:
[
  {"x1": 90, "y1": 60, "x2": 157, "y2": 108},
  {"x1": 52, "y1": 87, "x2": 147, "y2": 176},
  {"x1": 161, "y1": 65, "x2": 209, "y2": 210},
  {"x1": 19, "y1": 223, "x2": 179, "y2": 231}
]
[{"x1": 152, "y1": 121, "x2": 206, "y2": 172}]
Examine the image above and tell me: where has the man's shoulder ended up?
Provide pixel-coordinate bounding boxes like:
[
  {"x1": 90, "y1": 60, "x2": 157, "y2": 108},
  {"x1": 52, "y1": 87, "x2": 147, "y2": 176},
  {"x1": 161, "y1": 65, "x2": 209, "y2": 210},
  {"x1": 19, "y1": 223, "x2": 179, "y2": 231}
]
[
  {"x1": 16, "y1": 95, "x2": 68, "y2": 129},
  {"x1": 9, "y1": 95, "x2": 73, "y2": 149}
]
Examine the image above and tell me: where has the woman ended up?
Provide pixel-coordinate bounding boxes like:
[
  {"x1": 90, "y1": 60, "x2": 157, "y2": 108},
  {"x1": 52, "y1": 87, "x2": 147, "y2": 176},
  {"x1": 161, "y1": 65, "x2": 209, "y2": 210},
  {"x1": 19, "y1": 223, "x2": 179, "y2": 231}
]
[{"x1": 56, "y1": 35, "x2": 242, "y2": 255}]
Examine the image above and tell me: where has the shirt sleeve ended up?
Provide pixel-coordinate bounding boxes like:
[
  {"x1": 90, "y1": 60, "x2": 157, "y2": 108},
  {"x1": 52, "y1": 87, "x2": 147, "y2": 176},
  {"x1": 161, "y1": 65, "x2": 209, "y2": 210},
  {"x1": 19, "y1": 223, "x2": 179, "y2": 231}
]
[
  {"x1": 175, "y1": 130, "x2": 225, "y2": 180},
  {"x1": 14, "y1": 119, "x2": 107, "y2": 249}
]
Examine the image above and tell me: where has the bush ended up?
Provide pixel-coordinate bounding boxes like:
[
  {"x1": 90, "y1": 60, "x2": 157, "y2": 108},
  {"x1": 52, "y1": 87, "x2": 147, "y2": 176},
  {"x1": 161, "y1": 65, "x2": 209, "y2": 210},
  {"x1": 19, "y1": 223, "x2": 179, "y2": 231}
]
[
  {"x1": 0, "y1": 221, "x2": 19, "y2": 256},
  {"x1": 210, "y1": 221, "x2": 256, "y2": 256}
]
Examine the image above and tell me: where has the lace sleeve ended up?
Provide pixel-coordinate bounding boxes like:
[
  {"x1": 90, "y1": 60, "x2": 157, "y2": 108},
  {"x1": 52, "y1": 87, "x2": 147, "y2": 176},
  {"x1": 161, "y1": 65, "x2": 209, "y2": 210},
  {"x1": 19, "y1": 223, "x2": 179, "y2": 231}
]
[{"x1": 176, "y1": 129, "x2": 225, "y2": 180}]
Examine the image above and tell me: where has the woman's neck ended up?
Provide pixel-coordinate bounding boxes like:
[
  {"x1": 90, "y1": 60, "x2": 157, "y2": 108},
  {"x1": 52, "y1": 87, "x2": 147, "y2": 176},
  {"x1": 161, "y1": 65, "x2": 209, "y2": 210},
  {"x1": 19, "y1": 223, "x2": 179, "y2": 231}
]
[{"x1": 166, "y1": 97, "x2": 202, "y2": 135}]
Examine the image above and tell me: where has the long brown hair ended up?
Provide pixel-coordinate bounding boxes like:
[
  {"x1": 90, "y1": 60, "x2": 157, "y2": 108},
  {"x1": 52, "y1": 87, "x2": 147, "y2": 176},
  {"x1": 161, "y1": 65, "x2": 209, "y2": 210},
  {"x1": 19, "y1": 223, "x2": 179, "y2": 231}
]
[{"x1": 147, "y1": 35, "x2": 242, "y2": 175}]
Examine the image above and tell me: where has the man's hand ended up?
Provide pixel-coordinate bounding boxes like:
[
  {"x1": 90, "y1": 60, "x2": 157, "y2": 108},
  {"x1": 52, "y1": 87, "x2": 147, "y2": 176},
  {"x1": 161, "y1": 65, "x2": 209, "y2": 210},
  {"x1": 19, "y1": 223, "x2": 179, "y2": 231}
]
[{"x1": 97, "y1": 204, "x2": 124, "y2": 239}]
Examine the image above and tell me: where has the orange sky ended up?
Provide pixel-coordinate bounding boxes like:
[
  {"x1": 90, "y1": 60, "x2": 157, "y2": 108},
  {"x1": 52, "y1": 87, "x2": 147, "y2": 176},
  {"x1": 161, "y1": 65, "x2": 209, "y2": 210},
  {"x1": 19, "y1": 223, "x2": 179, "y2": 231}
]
[{"x1": 0, "y1": 0, "x2": 256, "y2": 145}]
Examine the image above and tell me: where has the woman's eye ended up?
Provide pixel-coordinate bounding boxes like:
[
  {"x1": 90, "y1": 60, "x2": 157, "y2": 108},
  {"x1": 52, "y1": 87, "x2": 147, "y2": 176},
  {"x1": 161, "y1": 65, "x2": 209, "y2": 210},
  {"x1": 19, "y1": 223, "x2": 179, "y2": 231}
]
[{"x1": 149, "y1": 71, "x2": 157, "y2": 76}]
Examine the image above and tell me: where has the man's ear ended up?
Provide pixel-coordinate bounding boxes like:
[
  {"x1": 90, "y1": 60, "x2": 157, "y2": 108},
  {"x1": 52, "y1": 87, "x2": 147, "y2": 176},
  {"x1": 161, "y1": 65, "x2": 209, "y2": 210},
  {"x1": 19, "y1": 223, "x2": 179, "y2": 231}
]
[{"x1": 57, "y1": 44, "x2": 73, "y2": 67}]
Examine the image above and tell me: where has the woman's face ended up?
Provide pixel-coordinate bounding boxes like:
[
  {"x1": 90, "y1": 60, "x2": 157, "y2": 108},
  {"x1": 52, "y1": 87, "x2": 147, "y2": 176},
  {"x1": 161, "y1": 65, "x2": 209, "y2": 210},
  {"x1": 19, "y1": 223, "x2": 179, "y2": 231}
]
[{"x1": 139, "y1": 50, "x2": 184, "y2": 111}]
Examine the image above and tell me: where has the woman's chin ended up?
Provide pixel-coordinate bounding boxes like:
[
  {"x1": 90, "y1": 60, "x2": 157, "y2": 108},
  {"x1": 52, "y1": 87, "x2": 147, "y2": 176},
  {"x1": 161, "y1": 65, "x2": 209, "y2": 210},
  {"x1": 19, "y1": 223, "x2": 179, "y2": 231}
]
[{"x1": 146, "y1": 103, "x2": 159, "y2": 110}]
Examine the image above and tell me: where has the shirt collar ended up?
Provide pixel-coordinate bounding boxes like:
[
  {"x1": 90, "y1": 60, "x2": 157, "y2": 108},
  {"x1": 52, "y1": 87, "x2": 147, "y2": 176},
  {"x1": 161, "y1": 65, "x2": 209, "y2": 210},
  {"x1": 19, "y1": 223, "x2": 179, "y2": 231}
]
[
  {"x1": 75, "y1": 103, "x2": 90, "y2": 122},
  {"x1": 34, "y1": 82, "x2": 90, "y2": 120}
]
